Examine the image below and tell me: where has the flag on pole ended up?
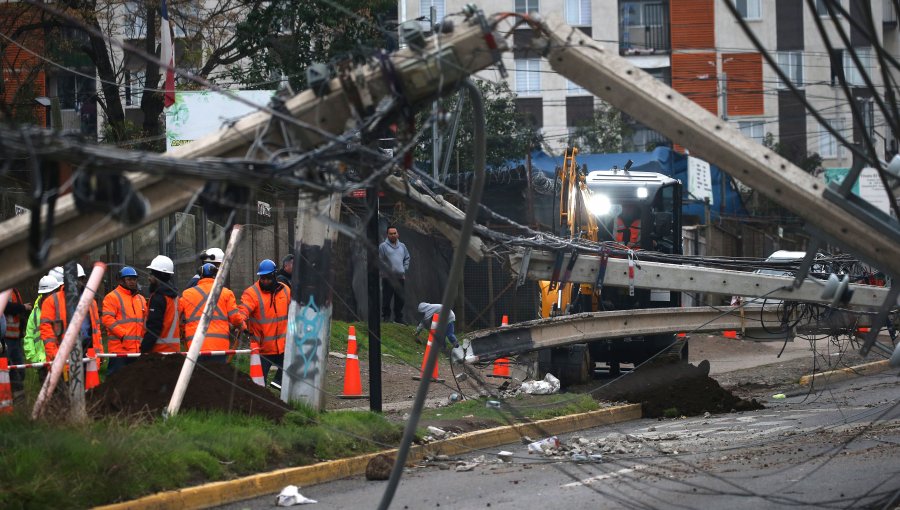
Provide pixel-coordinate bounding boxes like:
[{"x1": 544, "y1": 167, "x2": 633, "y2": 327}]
[{"x1": 160, "y1": 0, "x2": 176, "y2": 108}]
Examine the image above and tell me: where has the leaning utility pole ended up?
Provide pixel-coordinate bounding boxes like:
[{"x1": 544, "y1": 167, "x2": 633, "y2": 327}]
[{"x1": 282, "y1": 191, "x2": 342, "y2": 410}]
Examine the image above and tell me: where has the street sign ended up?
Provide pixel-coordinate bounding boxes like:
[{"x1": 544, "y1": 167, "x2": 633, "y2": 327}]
[{"x1": 687, "y1": 156, "x2": 713, "y2": 205}]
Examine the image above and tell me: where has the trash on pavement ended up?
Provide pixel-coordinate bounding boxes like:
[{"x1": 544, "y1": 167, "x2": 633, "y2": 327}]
[
  {"x1": 527, "y1": 436, "x2": 560, "y2": 453},
  {"x1": 772, "y1": 393, "x2": 786, "y2": 400},
  {"x1": 520, "y1": 373, "x2": 560, "y2": 395},
  {"x1": 456, "y1": 462, "x2": 478, "y2": 472},
  {"x1": 497, "y1": 451, "x2": 514, "y2": 462},
  {"x1": 276, "y1": 485, "x2": 317, "y2": 506},
  {"x1": 427, "y1": 426, "x2": 447, "y2": 438}
]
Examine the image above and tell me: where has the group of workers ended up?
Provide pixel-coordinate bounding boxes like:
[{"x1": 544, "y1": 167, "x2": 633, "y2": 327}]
[{"x1": 2, "y1": 250, "x2": 295, "y2": 395}]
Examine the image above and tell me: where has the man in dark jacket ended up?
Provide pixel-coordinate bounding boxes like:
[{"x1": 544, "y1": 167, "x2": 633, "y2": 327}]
[
  {"x1": 141, "y1": 255, "x2": 181, "y2": 353},
  {"x1": 276, "y1": 254, "x2": 293, "y2": 289}
]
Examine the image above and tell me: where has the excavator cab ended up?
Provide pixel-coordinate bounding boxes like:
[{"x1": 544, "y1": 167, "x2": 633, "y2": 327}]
[{"x1": 538, "y1": 155, "x2": 685, "y2": 384}]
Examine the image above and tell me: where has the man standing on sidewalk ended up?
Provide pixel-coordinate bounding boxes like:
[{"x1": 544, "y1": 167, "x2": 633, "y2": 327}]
[{"x1": 379, "y1": 225, "x2": 410, "y2": 324}]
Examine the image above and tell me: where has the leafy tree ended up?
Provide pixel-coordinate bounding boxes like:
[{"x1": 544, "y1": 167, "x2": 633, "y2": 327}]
[
  {"x1": 416, "y1": 79, "x2": 542, "y2": 177},
  {"x1": 762, "y1": 132, "x2": 823, "y2": 175},
  {"x1": 229, "y1": 0, "x2": 396, "y2": 91},
  {"x1": 568, "y1": 101, "x2": 631, "y2": 154}
]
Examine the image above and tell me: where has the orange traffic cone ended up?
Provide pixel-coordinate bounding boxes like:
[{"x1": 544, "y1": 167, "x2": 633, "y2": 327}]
[
  {"x1": 84, "y1": 348, "x2": 100, "y2": 390},
  {"x1": 414, "y1": 314, "x2": 444, "y2": 382},
  {"x1": 339, "y1": 326, "x2": 367, "y2": 399},
  {"x1": 0, "y1": 358, "x2": 12, "y2": 415},
  {"x1": 490, "y1": 315, "x2": 511, "y2": 379},
  {"x1": 249, "y1": 343, "x2": 265, "y2": 387}
]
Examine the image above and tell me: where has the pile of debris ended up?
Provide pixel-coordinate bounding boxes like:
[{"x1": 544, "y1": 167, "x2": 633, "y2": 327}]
[
  {"x1": 88, "y1": 354, "x2": 287, "y2": 421},
  {"x1": 591, "y1": 360, "x2": 764, "y2": 417}
]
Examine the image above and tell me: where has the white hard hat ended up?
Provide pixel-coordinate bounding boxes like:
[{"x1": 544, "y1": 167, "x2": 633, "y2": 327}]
[
  {"x1": 205, "y1": 248, "x2": 225, "y2": 264},
  {"x1": 147, "y1": 255, "x2": 175, "y2": 274},
  {"x1": 38, "y1": 275, "x2": 62, "y2": 294},
  {"x1": 77, "y1": 263, "x2": 85, "y2": 278},
  {"x1": 49, "y1": 266, "x2": 64, "y2": 283}
]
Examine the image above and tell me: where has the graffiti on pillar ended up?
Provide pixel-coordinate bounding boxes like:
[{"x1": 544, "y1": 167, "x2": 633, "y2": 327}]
[{"x1": 286, "y1": 296, "x2": 325, "y2": 380}]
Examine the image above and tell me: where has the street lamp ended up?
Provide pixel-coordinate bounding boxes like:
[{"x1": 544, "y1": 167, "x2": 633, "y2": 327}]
[{"x1": 34, "y1": 96, "x2": 51, "y2": 128}]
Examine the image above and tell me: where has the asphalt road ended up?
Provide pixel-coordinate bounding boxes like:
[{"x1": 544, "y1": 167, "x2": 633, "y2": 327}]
[{"x1": 219, "y1": 370, "x2": 900, "y2": 510}]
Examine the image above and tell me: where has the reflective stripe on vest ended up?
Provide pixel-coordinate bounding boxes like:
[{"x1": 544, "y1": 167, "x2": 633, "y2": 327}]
[
  {"x1": 615, "y1": 218, "x2": 641, "y2": 246},
  {"x1": 107, "y1": 289, "x2": 145, "y2": 330},
  {"x1": 4, "y1": 289, "x2": 22, "y2": 338},
  {"x1": 158, "y1": 297, "x2": 180, "y2": 346}
]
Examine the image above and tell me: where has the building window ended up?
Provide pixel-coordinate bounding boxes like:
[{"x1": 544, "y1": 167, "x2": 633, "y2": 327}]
[
  {"x1": 515, "y1": 0, "x2": 539, "y2": 14},
  {"x1": 515, "y1": 58, "x2": 541, "y2": 95},
  {"x1": 566, "y1": 0, "x2": 591, "y2": 26},
  {"x1": 735, "y1": 0, "x2": 761, "y2": 20},
  {"x1": 420, "y1": 0, "x2": 446, "y2": 26},
  {"x1": 776, "y1": 51, "x2": 803, "y2": 89},
  {"x1": 567, "y1": 79, "x2": 588, "y2": 95},
  {"x1": 843, "y1": 47, "x2": 873, "y2": 86},
  {"x1": 124, "y1": 69, "x2": 145, "y2": 106},
  {"x1": 815, "y1": 0, "x2": 844, "y2": 17},
  {"x1": 818, "y1": 118, "x2": 843, "y2": 158},
  {"x1": 738, "y1": 120, "x2": 765, "y2": 144}
]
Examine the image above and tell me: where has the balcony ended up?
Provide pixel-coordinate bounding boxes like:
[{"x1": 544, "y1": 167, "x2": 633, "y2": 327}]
[{"x1": 619, "y1": 1, "x2": 670, "y2": 56}]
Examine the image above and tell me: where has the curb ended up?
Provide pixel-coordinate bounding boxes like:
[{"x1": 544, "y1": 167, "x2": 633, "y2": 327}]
[
  {"x1": 798, "y1": 359, "x2": 892, "y2": 387},
  {"x1": 94, "y1": 403, "x2": 641, "y2": 510}
]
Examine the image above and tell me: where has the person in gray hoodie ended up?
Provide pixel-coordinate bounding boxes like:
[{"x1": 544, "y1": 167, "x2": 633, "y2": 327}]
[{"x1": 379, "y1": 225, "x2": 410, "y2": 323}]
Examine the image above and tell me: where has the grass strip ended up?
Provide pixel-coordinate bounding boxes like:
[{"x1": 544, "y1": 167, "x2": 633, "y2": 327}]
[{"x1": 420, "y1": 393, "x2": 600, "y2": 426}]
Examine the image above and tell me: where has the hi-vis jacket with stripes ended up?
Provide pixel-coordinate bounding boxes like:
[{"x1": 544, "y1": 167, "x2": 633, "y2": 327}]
[
  {"x1": 102, "y1": 285, "x2": 147, "y2": 354},
  {"x1": 39, "y1": 287, "x2": 103, "y2": 361},
  {"x1": 179, "y1": 278, "x2": 245, "y2": 351},
  {"x1": 239, "y1": 281, "x2": 289, "y2": 355}
]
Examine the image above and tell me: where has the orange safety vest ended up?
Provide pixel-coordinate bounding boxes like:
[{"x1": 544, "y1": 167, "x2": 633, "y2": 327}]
[
  {"x1": 148, "y1": 293, "x2": 180, "y2": 353},
  {"x1": 4, "y1": 288, "x2": 23, "y2": 339},
  {"x1": 102, "y1": 286, "x2": 147, "y2": 354},
  {"x1": 615, "y1": 217, "x2": 641, "y2": 247},
  {"x1": 39, "y1": 288, "x2": 103, "y2": 361},
  {"x1": 179, "y1": 278, "x2": 244, "y2": 352},
  {"x1": 239, "y1": 282, "x2": 289, "y2": 355}
]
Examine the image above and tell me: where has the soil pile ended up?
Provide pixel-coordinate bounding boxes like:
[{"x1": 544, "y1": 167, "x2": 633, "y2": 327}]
[
  {"x1": 593, "y1": 360, "x2": 764, "y2": 418},
  {"x1": 88, "y1": 354, "x2": 287, "y2": 421}
]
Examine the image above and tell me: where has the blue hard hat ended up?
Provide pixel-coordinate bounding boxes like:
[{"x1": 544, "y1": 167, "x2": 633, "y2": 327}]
[
  {"x1": 200, "y1": 263, "x2": 218, "y2": 277},
  {"x1": 257, "y1": 259, "x2": 277, "y2": 276},
  {"x1": 120, "y1": 266, "x2": 138, "y2": 278}
]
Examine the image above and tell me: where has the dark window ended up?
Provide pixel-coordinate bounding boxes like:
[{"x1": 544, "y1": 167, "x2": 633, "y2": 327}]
[
  {"x1": 776, "y1": 0, "x2": 803, "y2": 51},
  {"x1": 566, "y1": 96, "x2": 594, "y2": 127},
  {"x1": 830, "y1": 49, "x2": 844, "y2": 86},
  {"x1": 516, "y1": 97, "x2": 544, "y2": 128}
]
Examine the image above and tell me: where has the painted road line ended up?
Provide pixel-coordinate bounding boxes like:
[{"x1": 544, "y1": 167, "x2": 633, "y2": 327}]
[{"x1": 561, "y1": 464, "x2": 648, "y2": 488}]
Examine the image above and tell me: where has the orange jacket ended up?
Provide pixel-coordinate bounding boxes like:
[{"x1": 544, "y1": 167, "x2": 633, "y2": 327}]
[
  {"x1": 179, "y1": 278, "x2": 244, "y2": 351},
  {"x1": 102, "y1": 286, "x2": 147, "y2": 354},
  {"x1": 239, "y1": 282, "x2": 289, "y2": 355},
  {"x1": 615, "y1": 217, "x2": 641, "y2": 247},
  {"x1": 4, "y1": 288, "x2": 23, "y2": 339},
  {"x1": 39, "y1": 288, "x2": 103, "y2": 361}
]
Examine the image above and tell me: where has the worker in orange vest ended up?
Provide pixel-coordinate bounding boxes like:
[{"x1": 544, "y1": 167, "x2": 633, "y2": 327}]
[
  {"x1": 3, "y1": 287, "x2": 32, "y2": 395},
  {"x1": 39, "y1": 278, "x2": 103, "y2": 363},
  {"x1": 615, "y1": 204, "x2": 641, "y2": 248},
  {"x1": 239, "y1": 259, "x2": 290, "y2": 387},
  {"x1": 141, "y1": 255, "x2": 180, "y2": 354},
  {"x1": 102, "y1": 267, "x2": 147, "y2": 375},
  {"x1": 179, "y1": 263, "x2": 245, "y2": 363}
]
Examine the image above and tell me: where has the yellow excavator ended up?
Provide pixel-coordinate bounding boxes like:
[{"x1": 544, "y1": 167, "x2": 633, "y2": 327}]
[{"x1": 537, "y1": 147, "x2": 686, "y2": 382}]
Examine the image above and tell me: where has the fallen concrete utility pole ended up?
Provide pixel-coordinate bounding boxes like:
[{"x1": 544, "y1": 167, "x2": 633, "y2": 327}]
[
  {"x1": 537, "y1": 16, "x2": 900, "y2": 280},
  {"x1": 509, "y1": 249, "x2": 894, "y2": 309},
  {"x1": 166, "y1": 225, "x2": 242, "y2": 418},
  {"x1": 32, "y1": 262, "x2": 105, "y2": 420},
  {"x1": 462, "y1": 305, "x2": 850, "y2": 362}
]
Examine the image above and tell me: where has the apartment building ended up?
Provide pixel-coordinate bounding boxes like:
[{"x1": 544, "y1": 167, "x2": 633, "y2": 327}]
[{"x1": 406, "y1": 0, "x2": 899, "y2": 169}]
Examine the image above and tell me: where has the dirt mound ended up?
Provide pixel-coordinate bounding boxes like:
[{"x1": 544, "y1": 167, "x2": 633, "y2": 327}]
[
  {"x1": 88, "y1": 354, "x2": 287, "y2": 421},
  {"x1": 593, "y1": 360, "x2": 764, "y2": 418}
]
